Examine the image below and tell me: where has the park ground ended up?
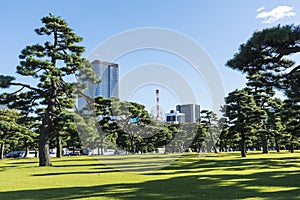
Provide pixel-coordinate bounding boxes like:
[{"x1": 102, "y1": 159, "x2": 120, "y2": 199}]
[{"x1": 0, "y1": 152, "x2": 300, "y2": 199}]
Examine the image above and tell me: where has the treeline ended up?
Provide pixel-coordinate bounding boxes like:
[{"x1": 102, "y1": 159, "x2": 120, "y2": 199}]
[
  {"x1": 1, "y1": 91, "x2": 297, "y2": 159},
  {"x1": 79, "y1": 90, "x2": 299, "y2": 158}
]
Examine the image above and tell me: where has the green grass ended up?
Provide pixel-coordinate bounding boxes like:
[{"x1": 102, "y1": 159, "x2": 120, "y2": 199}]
[{"x1": 0, "y1": 152, "x2": 300, "y2": 199}]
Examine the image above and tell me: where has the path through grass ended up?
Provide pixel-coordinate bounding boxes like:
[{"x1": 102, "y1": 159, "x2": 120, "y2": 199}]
[{"x1": 0, "y1": 152, "x2": 300, "y2": 199}]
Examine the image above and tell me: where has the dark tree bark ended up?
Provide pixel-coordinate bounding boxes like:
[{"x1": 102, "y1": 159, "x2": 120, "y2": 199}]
[
  {"x1": 39, "y1": 111, "x2": 52, "y2": 166},
  {"x1": 100, "y1": 138, "x2": 104, "y2": 155},
  {"x1": 240, "y1": 134, "x2": 246, "y2": 157},
  {"x1": 290, "y1": 144, "x2": 294, "y2": 153},
  {"x1": 24, "y1": 147, "x2": 29, "y2": 158},
  {"x1": 56, "y1": 134, "x2": 62, "y2": 158},
  {"x1": 262, "y1": 135, "x2": 269, "y2": 154},
  {"x1": 0, "y1": 143, "x2": 4, "y2": 159},
  {"x1": 275, "y1": 139, "x2": 280, "y2": 153}
]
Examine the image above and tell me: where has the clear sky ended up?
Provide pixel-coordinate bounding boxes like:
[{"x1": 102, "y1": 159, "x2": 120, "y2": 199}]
[{"x1": 0, "y1": 0, "x2": 299, "y2": 115}]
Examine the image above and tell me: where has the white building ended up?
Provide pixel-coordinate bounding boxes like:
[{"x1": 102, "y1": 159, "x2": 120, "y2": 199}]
[{"x1": 165, "y1": 110, "x2": 185, "y2": 124}]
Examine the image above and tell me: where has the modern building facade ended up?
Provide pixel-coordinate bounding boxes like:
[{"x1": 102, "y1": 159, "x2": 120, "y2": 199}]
[
  {"x1": 165, "y1": 110, "x2": 185, "y2": 124},
  {"x1": 89, "y1": 60, "x2": 119, "y2": 98},
  {"x1": 176, "y1": 104, "x2": 200, "y2": 123},
  {"x1": 78, "y1": 60, "x2": 119, "y2": 110}
]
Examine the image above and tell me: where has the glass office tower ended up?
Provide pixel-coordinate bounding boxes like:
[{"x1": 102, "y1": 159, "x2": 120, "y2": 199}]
[
  {"x1": 91, "y1": 60, "x2": 119, "y2": 98},
  {"x1": 77, "y1": 60, "x2": 119, "y2": 110}
]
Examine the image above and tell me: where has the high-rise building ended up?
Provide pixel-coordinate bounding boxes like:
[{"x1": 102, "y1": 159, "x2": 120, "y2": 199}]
[
  {"x1": 89, "y1": 60, "x2": 119, "y2": 98},
  {"x1": 78, "y1": 60, "x2": 119, "y2": 110},
  {"x1": 176, "y1": 104, "x2": 200, "y2": 123}
]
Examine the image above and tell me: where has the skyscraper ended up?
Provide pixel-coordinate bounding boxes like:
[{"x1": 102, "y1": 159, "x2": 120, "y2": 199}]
[
  {"x1": 78, "y1": 60, "x2": 119, "y2": 110},
  {"x1": 90, "y1": 60, "x2": 119, "y2": 98},
  {"x1": 176, "y1": 104, "x2": 200, "y2": 123}
]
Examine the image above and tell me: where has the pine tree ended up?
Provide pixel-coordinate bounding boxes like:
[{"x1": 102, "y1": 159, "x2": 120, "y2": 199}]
[
  {"x1": 190, "y1": 124, "x2": 208, "y2": 153},
  {"x1": 0, "y1": 14, "x2": 95, "y2": 166},
  {"x1": 226, "y1": 24, "x2": 300, "y2": 154},
  {"x1": 225, "y1": 89, "x2": 267, "y2": 157},
  {"x1": 244, "y1": 76, "x2": 275, "y2": 154},
  {"x1": 282, "y1": 99, "x2": 300, "y2": 153},
  {"x1": 113, "y1": 101, "x2": 151, "y2": 153},
  {"x1": 265, "y1": 98, "x2": 284, "y2": 152},
  {"x1": 200, "y1": 110, "x2": 219, "y2": 153},
  {"x1": 93, "y1": 96, "x2": 119, "y2": 155}
]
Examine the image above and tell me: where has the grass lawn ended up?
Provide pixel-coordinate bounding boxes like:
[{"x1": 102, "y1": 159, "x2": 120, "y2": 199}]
[{"x1": 0, "y1": 151, "x2": 300, "y2": 199}]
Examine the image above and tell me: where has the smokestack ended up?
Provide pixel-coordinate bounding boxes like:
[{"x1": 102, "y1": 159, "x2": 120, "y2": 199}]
[{"x1": 156, "y1": 89, "x2": 159, "y2": 119}]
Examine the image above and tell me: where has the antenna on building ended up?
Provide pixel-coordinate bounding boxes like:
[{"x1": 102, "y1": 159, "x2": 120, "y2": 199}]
[{"x1": 156, "y1": 89, "x2": 160, "y2": 120}]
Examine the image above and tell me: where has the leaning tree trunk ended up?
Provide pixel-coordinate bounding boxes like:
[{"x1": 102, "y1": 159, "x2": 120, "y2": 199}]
[
  {"x1": 24, "y1": 147, "x2": 29, "y2": 158},
  {"x1": 0, "y1": 143, "x2": 4, "y2": 159}
]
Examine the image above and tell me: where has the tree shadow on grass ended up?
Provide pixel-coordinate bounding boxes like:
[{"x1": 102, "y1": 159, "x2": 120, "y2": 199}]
[
  {"x1": 32, "y1": 169, "x2": 119, "y2": 176},
  {"x1": 154, "y1": 154, "x2": 300, "y2": 175},
  {"x1": 1, "y1": 170, "x2": 300, "y2": 199}
]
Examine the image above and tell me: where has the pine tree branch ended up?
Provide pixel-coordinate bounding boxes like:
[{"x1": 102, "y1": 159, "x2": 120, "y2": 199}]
[
  {"x1": 55, "y1": 98, "x2": 63, "y2": 113},
  {"x1": 10, "y1": 82, "x2": 42, "y2": 93},
  {"x1": 287, "y1": 65, "x2": 300, "y2": 76},
  {"x1": 75, "y1": 90, "x2": 93, "y2": 103},
  {"x1": 270, "y1": 65, "x2": 300, "y2": 85},
  {"x1": 10, "y1": 86, "x2": 26, "y2": 95}
]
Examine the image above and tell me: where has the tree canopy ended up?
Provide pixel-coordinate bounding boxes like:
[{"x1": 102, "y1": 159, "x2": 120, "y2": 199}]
[{"x1": 226, "y1": 24, "x2": 300, "y2": 92}]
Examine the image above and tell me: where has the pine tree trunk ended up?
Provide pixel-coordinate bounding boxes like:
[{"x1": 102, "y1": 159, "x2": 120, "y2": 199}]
[
  {"x1": 100, "y1": 138, "x2": 104, "y2": 155},
  {"x1": 210, "y1": 130, "x2": 216, "y2": 153},
  {"x1": 38, "y1": 35, "x2": 58, "y2": 166},
  {"x1": 56, "y1": 134, "x2": 62, "y2": 158},
  {"x1": 39, "y1": 110, "x2": 52, "y2": 166},
  {"x1": 130, "y1": 136, "x2": 135, "y2": 153},
  {"x1": 24, "y1": 147, "x2": 29, "y2": 158},
  {"x1": 290, "y1": 143, "x2": 294, "y2": 153},
  {"x1": 213, "y1": 146, "x2": 218, "y2": 153},
  {"x1": 206, "y1": 141, "x2": 210, "y2": 152},
  {"x1": 262, "y1": 135, "x2": 268, "y2": 154},
  {"x1": 240, "y1": 134, "x2": 246, "y2": 157},
  {"x1": 275, "y1": 139, "x2": 280, "y2": 153},
  {"x1": 0, "y1": 143, "x2": 4, "y2": 159}
]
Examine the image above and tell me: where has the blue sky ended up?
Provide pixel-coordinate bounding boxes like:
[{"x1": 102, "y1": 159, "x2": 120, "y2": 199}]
[{"x1": 0, "y1": 0, "x2": 299, "y2": 115}]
